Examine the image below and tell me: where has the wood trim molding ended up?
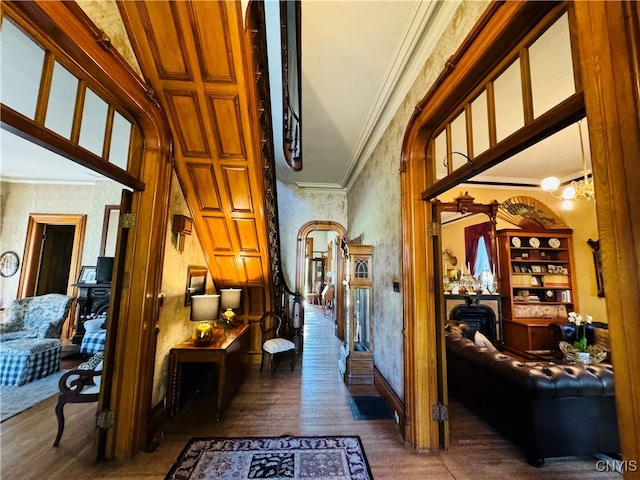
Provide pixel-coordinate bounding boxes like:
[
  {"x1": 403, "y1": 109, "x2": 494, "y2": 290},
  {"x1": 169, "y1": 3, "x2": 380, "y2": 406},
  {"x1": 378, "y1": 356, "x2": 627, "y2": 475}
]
[
  {"x1": 572, "y1": 0, "x2": 640, "y2": 467},
  {"x1": 374, "y1": 366, "x2": 405, "y2": 441},
  {"x1": 4, "y1": 1, "x2": 173, "y2": 461},
  {"x1": 18, "y1": 213, "x2": 86, "y2": 301},
  {"x1": 401, "y1": 0, "x2": 640, "y2": 465}
]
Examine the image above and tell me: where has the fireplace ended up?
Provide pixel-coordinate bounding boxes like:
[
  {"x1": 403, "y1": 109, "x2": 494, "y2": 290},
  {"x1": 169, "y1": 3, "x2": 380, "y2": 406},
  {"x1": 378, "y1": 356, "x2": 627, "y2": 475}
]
[
  {"x1": 72, "y1": 282, "x2": 111, "y2": 344},
  {"x1": 445, "y1": 294, "x2": 502, "y2": 345}
]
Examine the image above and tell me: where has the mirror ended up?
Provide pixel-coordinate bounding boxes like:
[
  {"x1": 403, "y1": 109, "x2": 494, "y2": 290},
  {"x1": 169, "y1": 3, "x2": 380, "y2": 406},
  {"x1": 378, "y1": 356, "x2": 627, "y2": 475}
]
[{"x1": 100, "y1": 205, "x2": 119, "y2": 257}]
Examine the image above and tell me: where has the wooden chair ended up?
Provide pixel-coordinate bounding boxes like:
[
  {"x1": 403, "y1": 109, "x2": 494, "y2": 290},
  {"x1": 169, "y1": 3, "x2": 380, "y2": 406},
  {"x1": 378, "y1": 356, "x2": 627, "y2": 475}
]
[
  {"x1": 53, "y1": 352, "x2": 103, "y2": 446},
  {"x1": 260, "y1": 312, "x2": 296, "y2": 377}
]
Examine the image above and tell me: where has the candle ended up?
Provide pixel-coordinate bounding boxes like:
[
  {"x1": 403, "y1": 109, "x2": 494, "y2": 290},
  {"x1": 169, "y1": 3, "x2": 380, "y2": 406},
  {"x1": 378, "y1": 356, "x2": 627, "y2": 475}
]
[{"x1": 467, "y1": 263, "x2": 471, "y2": 276}]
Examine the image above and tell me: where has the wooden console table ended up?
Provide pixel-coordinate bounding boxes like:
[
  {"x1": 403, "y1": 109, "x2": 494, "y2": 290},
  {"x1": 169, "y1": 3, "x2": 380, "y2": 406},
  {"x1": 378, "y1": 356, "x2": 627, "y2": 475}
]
[{"x1": 167, "y1": 324, "x2": 249, "y2": 420}]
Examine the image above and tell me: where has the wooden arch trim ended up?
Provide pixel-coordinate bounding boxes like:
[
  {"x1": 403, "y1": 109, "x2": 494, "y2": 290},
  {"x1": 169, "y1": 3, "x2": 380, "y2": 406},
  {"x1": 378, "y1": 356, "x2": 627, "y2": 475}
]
[
  {"x1": 401, "y1": 0, "x2": 640, "y2": 466},
  {"x1": 3, "y1": 1, "x2": 173, "y2": 461},
  {"x1": 295, "y1": 220, "x2": 347, "y2": 337},
  {"x1": 400, "y1": 1, "x2": 569, "y2": 452},
  {"x1": 295, "y1": 220, "x2": 347, "y2": 294}
]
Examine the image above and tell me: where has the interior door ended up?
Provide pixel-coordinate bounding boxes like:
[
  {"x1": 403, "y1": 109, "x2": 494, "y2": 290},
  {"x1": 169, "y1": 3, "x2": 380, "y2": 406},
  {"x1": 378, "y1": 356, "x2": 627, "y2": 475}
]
[
  {"x1": 431, "y1": 199, "x2": 449, "y2": 449},
  {"x1": 36, "y1": 224, "x2": 75, "y2": 295},
  {"x1": 95, "y1": 189, "x2": 132, "y2": 460}
]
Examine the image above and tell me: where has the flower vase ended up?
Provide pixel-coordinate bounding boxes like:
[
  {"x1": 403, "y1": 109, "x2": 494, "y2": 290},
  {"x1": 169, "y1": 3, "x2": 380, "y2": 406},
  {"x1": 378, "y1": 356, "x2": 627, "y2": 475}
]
[{"x1": 576, "y1": 352, "x2": 590, "y2": 364}]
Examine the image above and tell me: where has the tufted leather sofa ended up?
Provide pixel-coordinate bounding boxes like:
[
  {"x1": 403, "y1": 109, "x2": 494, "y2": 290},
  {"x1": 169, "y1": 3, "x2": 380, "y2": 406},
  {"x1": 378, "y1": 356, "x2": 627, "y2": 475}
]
[{"x1": 446, "y1": 333, "x2": 619, "y2": 466}]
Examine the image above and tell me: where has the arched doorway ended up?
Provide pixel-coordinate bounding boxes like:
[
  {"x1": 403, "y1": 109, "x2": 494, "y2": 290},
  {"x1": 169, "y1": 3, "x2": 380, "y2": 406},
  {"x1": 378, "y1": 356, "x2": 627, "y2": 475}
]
[
  {"x1": 400, "y1": 1, "x2": 640, "y2": 463},
  {"x1": 295, "y1": 221, "x2": 347, "y2": 339},
  {"x1": 2, "y1": 3, "x2": 172, "y2": 460}
]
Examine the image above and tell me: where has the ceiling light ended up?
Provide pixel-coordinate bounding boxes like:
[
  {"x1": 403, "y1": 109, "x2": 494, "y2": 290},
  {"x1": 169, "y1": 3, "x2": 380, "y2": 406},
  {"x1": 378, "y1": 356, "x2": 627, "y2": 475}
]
[{"x1": 540, "y1": 120, "x2": 595, "y2": 208}]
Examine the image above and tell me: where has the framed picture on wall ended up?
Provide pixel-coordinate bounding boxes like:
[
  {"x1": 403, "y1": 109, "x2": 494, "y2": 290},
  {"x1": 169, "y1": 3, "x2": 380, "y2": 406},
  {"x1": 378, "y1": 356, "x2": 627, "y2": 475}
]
[
  {"x1": 78, "y1": 266, "x2": 97, "y2": 284},
  {"x1": 185, "y1": 265, "x2": 207, "y2": 306}
]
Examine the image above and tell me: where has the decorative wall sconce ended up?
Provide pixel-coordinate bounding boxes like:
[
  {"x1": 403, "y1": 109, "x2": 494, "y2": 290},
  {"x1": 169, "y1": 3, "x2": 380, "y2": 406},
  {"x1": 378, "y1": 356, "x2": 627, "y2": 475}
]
[{"x1": 172, "y1": 214, "x2": 192, "y2": 253}]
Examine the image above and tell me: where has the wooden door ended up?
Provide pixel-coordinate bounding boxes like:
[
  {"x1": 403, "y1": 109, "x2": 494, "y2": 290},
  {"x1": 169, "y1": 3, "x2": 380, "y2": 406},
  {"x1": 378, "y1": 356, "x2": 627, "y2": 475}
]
[{"x1": 36, "y1": 224, "x2": 75, "y2": 295}]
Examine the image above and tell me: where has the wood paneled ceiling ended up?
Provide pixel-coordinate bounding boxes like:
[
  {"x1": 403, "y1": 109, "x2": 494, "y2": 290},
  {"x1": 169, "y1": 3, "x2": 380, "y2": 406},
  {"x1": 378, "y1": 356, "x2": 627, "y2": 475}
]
[{"x1": 118, "y1": 2, "x2": 271, "y2": 294}]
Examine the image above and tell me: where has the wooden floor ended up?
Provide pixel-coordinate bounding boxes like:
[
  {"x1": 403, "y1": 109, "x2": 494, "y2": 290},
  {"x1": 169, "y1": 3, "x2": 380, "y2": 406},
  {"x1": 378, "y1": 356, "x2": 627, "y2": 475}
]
[{"x1": 0, "y1": 306, "x2": 617, "y2": 479}]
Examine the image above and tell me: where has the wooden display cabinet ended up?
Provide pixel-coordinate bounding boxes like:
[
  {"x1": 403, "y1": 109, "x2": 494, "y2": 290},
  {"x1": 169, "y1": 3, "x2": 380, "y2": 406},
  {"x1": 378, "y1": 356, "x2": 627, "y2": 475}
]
[
  {"x1": 338, "y1": 244, "x2": 374, "y2": 384},
  {"x1": 497, "y1": 229, "x2": 577, "y2": 354}
]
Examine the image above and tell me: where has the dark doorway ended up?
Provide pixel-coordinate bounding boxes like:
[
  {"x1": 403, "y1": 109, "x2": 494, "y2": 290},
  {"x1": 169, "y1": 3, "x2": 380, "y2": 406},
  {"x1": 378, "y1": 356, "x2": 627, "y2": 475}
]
[{"x1": 36, "y1": 224, "x2": 75, "y2": 295}]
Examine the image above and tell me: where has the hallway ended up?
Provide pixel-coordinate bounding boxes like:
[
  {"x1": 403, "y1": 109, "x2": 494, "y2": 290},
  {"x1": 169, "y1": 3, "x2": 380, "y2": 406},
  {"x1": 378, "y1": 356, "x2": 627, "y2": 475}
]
[{"x1": 0, "y1": 306, "x2": 617, "y2": 479}]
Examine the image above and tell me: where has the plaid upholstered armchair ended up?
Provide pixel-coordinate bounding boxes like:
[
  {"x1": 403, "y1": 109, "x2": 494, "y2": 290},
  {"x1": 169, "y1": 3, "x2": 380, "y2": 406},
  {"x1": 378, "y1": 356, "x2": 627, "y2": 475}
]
[{"x1": 0, "y1": 294, "x2": 74, "y2": 385}]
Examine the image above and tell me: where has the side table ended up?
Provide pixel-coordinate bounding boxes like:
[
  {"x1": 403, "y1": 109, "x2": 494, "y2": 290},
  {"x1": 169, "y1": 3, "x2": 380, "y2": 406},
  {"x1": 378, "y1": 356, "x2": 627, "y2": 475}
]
[{"x1": 167, "y1": 323, "x2": 249, "y2": 420}]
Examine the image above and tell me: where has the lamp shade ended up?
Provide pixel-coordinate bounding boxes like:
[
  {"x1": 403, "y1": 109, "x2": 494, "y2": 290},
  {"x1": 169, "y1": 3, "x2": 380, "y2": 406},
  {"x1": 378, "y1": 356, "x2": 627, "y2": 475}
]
[
  {"x1": 220, "y1": 288, "x2": 242, "y2": 310},
  {"x1": 190, "y1": 294, "x2": 220, "y2": 322}
]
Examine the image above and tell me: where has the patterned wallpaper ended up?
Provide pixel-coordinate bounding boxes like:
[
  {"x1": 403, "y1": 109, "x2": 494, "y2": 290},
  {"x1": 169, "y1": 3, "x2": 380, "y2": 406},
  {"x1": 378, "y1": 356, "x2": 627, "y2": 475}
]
[
  {"x1": 276, "y1": 180, "x2": 348, "y2": 289},
  {"x1": 347, "y1": 1, "x2": 490, "y2": 398},
  {"x1": 152, "y1": 170, "x2": 209, "y2": 406},
  {"x1": 0, "y1": 180, "x2": 122, "y2": 308}
]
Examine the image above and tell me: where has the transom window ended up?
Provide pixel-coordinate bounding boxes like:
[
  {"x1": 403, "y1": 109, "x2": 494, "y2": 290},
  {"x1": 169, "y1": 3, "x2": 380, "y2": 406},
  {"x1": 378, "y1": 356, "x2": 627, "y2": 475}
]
[
  {"x1": 1, "y1": 17, "x2": 139, "y2": 187},
  {"x1": 433, "y1": 12, "x2": 575, "y2": 181}
]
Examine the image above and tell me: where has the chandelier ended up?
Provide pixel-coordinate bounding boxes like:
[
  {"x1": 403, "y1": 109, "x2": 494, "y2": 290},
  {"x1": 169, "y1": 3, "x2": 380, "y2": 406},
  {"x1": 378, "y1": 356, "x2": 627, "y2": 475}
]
[{"x1": 540, "y1": 121, "x2": 595, "y2": 211}]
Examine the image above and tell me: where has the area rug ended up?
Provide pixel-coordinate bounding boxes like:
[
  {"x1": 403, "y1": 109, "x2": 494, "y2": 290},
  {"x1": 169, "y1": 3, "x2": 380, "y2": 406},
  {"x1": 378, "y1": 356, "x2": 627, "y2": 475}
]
[
  {"x1": 348, "y1": 396, "x2": 392, "y2": 421},
  {"x1": 0, "y1": 369, "x2": 65, "y2": 422},
  {"x1": 165, "y1": 435, "x2": 373, "y2": 480}
]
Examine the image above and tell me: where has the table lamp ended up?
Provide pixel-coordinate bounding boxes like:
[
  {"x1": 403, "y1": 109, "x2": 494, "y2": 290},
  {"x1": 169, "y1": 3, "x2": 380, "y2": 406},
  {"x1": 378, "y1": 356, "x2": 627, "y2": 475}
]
[
  {"x1": 220, "y1": 288, "x2": 242, "y2": 327},
  {"x1": 190, "y1": 294, "x2": 220, "y2": 346}
]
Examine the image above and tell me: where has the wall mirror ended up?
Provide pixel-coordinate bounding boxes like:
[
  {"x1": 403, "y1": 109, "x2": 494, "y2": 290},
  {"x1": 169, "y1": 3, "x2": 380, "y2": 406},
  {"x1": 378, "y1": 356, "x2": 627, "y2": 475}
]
[{"x1": 100, "y1": 205, "x2": 120, "y2": 257}]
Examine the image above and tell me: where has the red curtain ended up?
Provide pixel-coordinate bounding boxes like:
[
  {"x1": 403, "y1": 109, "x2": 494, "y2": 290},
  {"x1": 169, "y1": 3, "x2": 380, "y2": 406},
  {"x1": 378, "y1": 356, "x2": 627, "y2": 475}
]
[{"x1": 464, "y1": 222, "x2": 493, "y2": 276}]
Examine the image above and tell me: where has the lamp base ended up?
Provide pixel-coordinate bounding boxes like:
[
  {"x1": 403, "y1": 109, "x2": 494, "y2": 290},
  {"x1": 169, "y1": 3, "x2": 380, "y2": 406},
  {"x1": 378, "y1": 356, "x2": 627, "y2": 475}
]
[
  {"x1": 222, "y1": 308, "x2": 236, "y2": 328},
  {"x1": 193, "y1": 321, "x2": 214, "y2": 346}
]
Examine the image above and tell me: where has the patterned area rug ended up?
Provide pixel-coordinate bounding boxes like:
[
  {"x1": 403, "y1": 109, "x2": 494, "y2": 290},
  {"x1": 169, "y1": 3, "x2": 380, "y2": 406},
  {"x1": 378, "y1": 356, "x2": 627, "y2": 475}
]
[
  {"x1": 165, "y1": 435, "x2": 373, "y2": 480},
  {"x1": 0, "y1": 369, "x2": 65, "y2": 422}
]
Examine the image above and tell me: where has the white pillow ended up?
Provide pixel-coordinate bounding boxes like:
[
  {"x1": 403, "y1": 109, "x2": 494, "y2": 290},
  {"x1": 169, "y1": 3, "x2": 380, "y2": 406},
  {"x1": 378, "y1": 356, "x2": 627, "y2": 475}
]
[
  {"x1": 474, "y1": 331, "x2": 498, "y2": 352},
  {"x1": 84, "y1": 319, "x2": 104, "y2": 332}
]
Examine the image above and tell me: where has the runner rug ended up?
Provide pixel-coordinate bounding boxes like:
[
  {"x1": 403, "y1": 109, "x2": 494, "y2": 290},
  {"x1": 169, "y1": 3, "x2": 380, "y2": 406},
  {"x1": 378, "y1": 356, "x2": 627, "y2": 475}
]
[{"x1": 165, "y1": 435, "x2": 374, "y2": 480}]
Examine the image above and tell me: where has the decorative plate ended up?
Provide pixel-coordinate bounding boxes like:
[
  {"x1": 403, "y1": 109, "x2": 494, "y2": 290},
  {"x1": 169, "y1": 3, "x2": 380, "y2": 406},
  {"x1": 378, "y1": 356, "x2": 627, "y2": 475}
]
[
  {"x1": 512, "y1": 237, "x2": 521, "y2": 248},
  {"x1": 548, "y1": 238, "x2": 561, "y2": 248},
  {"x1": 529, "y1": 237, "x2": 540, "y2": 248}
]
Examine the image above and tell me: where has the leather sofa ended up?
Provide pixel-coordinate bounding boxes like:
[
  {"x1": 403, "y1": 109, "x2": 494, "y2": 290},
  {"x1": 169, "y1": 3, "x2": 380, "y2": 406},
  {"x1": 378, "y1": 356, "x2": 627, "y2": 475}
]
[{"x1": 446, "y1": 333, "x2": 619, "y2": 466}]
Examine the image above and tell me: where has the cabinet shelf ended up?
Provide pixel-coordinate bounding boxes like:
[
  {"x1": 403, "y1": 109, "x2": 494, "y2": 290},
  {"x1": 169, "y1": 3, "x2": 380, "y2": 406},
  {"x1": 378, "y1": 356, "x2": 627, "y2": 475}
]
[{"x1": 497, "y1": 229, "x2": 577, "y2": 354}]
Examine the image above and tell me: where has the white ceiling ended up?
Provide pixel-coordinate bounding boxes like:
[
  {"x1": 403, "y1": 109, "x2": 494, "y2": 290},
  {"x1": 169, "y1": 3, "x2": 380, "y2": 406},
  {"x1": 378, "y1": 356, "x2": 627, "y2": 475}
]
[{"x1": 0, "y1": 1, "x2": 588, "y2": 191}]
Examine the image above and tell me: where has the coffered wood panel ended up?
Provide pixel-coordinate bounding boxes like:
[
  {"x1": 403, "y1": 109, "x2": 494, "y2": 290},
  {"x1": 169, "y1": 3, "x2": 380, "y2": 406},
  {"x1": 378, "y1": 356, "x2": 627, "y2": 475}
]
[{"x1": 118, "y1": 1, "x2": 273, "y2": 320}]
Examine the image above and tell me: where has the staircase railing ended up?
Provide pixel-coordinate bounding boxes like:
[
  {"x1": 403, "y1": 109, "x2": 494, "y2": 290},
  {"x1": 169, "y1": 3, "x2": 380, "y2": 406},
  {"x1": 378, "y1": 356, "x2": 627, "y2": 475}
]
[{"x1": 247, "y1": 1, "x2": 303, "y2": 340}]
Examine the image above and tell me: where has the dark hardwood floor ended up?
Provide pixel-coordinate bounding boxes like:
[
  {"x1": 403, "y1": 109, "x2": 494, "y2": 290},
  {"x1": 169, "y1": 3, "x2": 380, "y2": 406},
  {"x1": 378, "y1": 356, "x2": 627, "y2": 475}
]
[{"x1": 0, "y1": 306, "x2": 617, "y2": 479}]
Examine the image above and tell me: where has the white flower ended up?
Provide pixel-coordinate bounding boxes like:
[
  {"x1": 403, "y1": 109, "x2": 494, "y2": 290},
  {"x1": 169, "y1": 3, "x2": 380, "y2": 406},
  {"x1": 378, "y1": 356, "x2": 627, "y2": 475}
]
[
  {"x1": 568, "y1": 311, "x2": 583, "y2": 325},
  {"x1": 585, "y1": 315, "x2": 593, "y2": 324}
]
